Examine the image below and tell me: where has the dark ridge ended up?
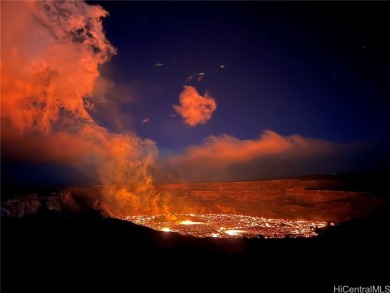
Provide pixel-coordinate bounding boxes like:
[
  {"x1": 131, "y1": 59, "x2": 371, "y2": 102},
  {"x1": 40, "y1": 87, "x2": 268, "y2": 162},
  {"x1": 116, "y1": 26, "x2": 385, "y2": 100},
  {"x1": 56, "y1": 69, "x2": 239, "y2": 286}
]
[
  {"x1": 2, "y1": 206, "x2": 390, "y2": 292},
  {"x1": 2, "y1": 174, "x2": 389, "y2": 291},
  {"x1": 274, "y1": 172, "x2": 390, "y2": 196}
]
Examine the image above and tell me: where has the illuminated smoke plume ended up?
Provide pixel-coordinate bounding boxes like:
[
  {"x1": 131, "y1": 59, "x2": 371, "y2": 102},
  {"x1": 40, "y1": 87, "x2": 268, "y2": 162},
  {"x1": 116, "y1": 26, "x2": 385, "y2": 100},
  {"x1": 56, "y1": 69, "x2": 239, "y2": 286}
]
[
  {"x1": 1, "y1": 0, "x2": 163, "y2": 216},
  {"x1": 173, "y1": 86, "x2": 217, "y2": 126},
  {"x1": 155, "y1": 130, "x2": 363, "y2": 183}
]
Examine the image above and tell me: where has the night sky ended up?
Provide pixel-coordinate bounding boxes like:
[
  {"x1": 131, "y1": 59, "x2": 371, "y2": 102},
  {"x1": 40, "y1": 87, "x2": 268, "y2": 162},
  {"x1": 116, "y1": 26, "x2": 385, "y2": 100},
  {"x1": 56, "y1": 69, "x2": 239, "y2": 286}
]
[
  {"x1": 2, "y1": 1, "x2": 390, "y2": 188},
  {"x1": 94, "y1": 1, "x2": 390, "y2": 148}
]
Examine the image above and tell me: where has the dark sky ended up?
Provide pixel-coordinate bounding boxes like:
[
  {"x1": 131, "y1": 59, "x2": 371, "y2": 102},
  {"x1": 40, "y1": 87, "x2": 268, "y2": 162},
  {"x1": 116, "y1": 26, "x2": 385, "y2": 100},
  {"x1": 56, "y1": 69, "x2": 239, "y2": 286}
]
[
  {"x1": 2, "y1": 1, "x2": 390, "y2": 189},
  {"x1": 93, "y1": 1, "x2": 390, "y2": 151}
]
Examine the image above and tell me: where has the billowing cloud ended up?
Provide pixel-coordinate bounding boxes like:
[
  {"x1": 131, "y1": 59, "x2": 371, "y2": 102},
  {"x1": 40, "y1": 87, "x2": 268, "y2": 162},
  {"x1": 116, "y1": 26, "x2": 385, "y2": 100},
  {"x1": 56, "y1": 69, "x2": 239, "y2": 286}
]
[
  {"x1": 0, "y1": 0, "x2": 163, "y2": 216},
  {"x1": 173, "y1": 86, "x2": 217, "y2": 126},
  {"x1": 154, "y1": 130, "x2": 365, "y2": 183}
]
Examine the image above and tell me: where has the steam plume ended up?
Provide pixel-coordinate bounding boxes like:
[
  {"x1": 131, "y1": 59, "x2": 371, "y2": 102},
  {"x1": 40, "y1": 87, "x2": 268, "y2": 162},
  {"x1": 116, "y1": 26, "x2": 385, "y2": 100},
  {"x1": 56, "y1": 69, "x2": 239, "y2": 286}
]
[{"x1": 1, "y1": 0, "x2": 160, "y2": 216}]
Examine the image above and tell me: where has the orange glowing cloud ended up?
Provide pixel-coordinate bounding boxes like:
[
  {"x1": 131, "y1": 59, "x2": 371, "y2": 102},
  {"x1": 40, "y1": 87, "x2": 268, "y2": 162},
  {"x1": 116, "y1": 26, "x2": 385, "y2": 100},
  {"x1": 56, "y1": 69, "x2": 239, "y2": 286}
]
[
  {"x1": 154, "y1": 130, "x2": 364, "y2": 183},
  {"x1": 1, "y1": 1, "x2": 115, "y2": 134},
  {"x1": 173, "y1": 86, "x2": 217, "y2": 126},
  {"x1": 1, "y1": 0, "x2": 159, "y2": 216}
]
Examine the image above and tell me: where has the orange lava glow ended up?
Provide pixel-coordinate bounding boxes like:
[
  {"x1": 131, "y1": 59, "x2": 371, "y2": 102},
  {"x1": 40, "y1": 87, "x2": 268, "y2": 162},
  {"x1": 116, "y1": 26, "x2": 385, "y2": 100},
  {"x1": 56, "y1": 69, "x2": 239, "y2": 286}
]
[
  {"x1": 180, "y1": 220, "x2": 203, "y2": 225},
  {"x1": 124, "y1": 214, "x2": 331, "y2": 238}
]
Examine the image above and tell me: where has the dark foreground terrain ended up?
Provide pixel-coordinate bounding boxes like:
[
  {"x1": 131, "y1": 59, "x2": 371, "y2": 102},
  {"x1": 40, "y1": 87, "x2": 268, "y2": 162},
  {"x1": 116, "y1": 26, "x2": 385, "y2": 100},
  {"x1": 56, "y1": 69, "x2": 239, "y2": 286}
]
[
  {"x1": 2, "y1": 175, "x2": 390, "y2": 292},
  {"x1": 2, "y1": 209, "x2": 390, "y2": 292}
]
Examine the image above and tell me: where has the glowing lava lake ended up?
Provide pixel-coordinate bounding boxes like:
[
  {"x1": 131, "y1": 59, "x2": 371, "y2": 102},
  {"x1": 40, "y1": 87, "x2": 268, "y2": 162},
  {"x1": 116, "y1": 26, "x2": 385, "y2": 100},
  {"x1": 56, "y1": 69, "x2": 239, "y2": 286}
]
[
  {"x1": 121, "y1": 177, "x2": 384, "y2": 239},
  {"x1": 124, "y1": 214, "x2": 331, "y2": 238}
]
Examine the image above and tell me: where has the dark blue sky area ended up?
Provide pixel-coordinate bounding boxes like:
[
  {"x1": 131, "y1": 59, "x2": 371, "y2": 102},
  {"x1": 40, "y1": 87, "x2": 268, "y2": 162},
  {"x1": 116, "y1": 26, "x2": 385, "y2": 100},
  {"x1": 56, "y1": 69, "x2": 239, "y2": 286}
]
[{"x1": 92, "y1": 1, "x2": 389, "y2": 152}]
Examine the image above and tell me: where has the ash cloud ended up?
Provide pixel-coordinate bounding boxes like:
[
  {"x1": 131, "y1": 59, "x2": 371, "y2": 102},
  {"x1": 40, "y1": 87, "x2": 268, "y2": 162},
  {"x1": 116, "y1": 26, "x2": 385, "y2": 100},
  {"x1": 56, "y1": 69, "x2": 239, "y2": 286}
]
[
  {"x1": 1, "y1": 1, "x2": 163, "y2": 216},
  {"x1": 173, "y1": 85, "x2": 217, "y2": 126}
]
